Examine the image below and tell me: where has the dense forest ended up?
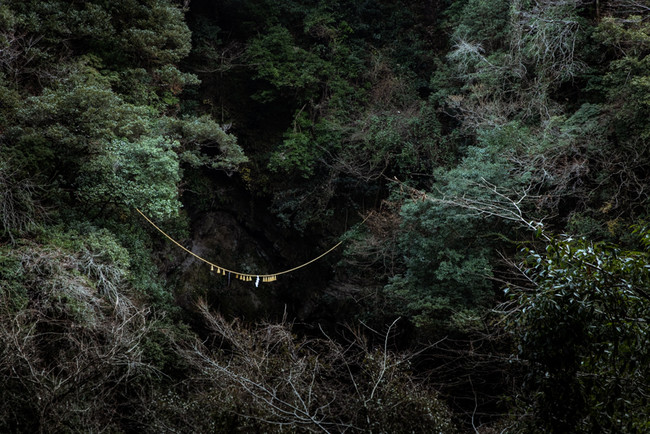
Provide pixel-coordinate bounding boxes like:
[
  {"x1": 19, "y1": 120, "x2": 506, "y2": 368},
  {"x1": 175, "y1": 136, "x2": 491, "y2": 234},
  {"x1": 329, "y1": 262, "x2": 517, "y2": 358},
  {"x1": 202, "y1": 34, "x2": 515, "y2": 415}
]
[{"x1": 1, "y1": 0, "x2": 649, "y2": 432}]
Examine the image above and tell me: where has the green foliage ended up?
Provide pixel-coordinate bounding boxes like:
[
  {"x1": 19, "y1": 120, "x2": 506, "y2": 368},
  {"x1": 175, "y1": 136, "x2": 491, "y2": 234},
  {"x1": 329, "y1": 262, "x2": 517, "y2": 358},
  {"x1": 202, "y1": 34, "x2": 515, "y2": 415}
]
[
  {"x1": 6, "y1": 0, "x2": 191, "y2": 65},
  {"x1": 269, "y1": 128, "x2": 317, "y2": 177},
  {"x1": 594, "y1": 14, "x2": 650, "y2": 59},
  {"x1": 3, "y1": 0, "x2": 650, "y2": 430},
  {"x1": 3, "y1": 24, "x2": 243, "y2": 217},
  {"x1": 9, "y1": 61, "x2": 155, "y2": 174},
  {"x1": 46, "y1": 227, "x2": 131, "y2": 271},
  {"x1": 386, "y1": 198, "x2": 494, "y2": 332},
  {"x1": 0, "y1": 244, "x2": 29, "y2": 312},
  {"x1": 345, "y1": 102, "x2": 449, "y2": 178},
  {"x1": 0, "y1": 155, "x2": 44, "y2": 243},
  {"x1": 115, "y1": 0, "x2": 192, "y2": 65},
  {"x1": 8, "y1": 61, "x2": 187, "y2": 218},
  {"x1": 267, "y1": 110, "x2": 330, "y2": 177},
  {"x1": 375, "y1": 119, "x2": 545, "y2": 335},
  {"x1": 450, "y1": 0, "x2": 511, "y2": 51},
  {"x1": 78, "y1": 137, "x2": 181, "y2": 220},
  {"x1": 594, "y1": 13, "x2": 650, "y2": 141},
  {"x1": 165, "y1": 115, "x2": 248, "y2": 173},
  {"x1": 510, "y1": 230, "x2": 650, "y2": 432},
  {"x1": 247, "y1": 25, "x2": 332, "y2": 102}
]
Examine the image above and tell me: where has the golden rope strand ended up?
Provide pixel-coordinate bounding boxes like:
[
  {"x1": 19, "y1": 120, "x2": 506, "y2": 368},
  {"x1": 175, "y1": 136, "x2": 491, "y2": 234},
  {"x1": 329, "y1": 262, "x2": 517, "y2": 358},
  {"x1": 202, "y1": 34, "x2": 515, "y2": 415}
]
[{"x1": 136, "y1": 208, "x2": 364, "y2": 279}]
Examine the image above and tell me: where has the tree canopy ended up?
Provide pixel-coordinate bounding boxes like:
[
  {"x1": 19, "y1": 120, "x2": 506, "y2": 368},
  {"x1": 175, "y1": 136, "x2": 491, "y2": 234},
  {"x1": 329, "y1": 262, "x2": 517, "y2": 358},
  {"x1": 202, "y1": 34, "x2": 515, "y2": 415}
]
[{"x1": 1, "y1": 0, "x2": 649, "y2": 431}]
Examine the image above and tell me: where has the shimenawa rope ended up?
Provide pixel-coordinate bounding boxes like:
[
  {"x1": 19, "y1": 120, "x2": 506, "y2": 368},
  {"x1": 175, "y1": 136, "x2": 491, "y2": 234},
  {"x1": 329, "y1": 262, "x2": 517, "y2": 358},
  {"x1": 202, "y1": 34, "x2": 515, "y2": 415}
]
[{"x1": 136, "y1": 208, "x2": 366, "y2": 283}]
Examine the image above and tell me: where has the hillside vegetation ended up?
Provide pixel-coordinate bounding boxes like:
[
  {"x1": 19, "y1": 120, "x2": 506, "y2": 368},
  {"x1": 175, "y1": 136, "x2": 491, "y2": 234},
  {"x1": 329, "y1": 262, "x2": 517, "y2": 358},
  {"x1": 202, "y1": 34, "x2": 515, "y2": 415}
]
[{"x1": 1, "y1": 0, "x2": 649, "y2": 432}]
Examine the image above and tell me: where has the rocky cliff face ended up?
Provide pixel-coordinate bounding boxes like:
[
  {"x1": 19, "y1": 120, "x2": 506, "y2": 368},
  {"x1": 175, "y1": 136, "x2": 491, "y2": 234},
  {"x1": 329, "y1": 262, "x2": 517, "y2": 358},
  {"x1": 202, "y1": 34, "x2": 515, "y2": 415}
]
[{"x1": 171, "y1": 191, "x2": 339, "y2": 323}]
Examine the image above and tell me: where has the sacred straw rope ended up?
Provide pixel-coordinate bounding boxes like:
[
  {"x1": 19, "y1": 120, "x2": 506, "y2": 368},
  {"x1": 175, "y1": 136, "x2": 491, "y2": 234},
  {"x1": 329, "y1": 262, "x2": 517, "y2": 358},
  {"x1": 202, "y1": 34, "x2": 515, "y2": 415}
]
[{"x1": 136, "y1": 208, "x2": 366, "y2": 282}]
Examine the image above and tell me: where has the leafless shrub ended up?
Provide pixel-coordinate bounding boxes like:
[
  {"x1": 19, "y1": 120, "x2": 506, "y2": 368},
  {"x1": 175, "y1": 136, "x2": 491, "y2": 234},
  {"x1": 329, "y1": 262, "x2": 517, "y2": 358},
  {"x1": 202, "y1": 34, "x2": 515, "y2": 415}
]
[
  {"x1": 0, "y1": 159, "x2": 45, "y2": 243},
  {"x1": 448, "y1": 0, "x2": 587, "y2": 128},
  {"x1": 589, "y1": 137, "x2": 650, "y2": 216},
  {"x1": 0, "y1": 31, "x2": 43, "y2": 81},
  {"x1": 193, "y1": 40, "x2": 247, "y2": 74},
  {"x1": 0, "y1": 244, "x2": 158, "y2": 432},
  {"x1": 512, "y1": 0, "x2": 586, "y2": 81},
  {"x1": 602, "y1": 0, "x2": 650, "y2": 18},
  {"x1": 506, "y1": 125, "x2": 650, "y2": 219},
  {"x1": 339, "y1": 203, "x2": 402, "y2": 281},
  {"x1": 79, "y1": 248, "x2": 129, "y2": 314},
  {"x1": 176, "y1": 300, "x2": 456, "y2": 433},
  {"x1": 327, "y1": 142, "x2": 391, "y2": 182},
  {"x1": 18, "y1": 239, "x2": 132, "y2": 318}
]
